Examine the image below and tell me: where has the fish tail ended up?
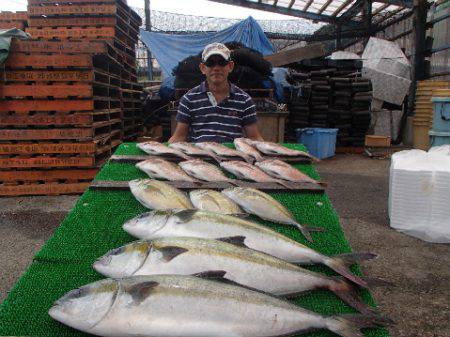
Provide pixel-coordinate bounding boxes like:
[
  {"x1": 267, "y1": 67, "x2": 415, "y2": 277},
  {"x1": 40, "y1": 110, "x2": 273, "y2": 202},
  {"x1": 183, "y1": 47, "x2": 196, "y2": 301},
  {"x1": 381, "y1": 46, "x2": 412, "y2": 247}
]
[
  {"x1": 326, "y1": 314, "x2": 393, "y2": 337},
  {"x1": 255, "y1": 154, "x2": 265, "y2": 162},
  {"x1": 275, "y1": 179, "x2": 294, "y2": 189},
  {"x1": 328, "y1": 277, "x2": 377, "y2": 315},
  {"x1": 324, "y1": 252, "x2": 378, "y2": 288},
  {"x1": 242, "y1": 154, "x2": 254, "y2": 164},
  {"x1": 294, "y1": 223, "x2": 325, "y2": 242}
]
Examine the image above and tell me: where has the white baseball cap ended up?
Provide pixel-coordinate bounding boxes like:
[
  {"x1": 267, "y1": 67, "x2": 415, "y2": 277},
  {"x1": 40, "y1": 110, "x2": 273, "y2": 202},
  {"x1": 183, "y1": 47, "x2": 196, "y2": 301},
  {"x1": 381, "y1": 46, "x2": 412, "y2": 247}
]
[{"x1": 202, "y1": 42, "x2": 231, "y2": 62}]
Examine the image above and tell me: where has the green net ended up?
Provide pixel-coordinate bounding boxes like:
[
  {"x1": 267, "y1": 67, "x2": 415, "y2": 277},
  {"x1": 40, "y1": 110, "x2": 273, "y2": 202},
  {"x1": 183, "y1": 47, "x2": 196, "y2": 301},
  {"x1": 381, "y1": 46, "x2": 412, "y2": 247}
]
[{"x1": 0, "y1": 143, "x2": 388, "y2": 337}]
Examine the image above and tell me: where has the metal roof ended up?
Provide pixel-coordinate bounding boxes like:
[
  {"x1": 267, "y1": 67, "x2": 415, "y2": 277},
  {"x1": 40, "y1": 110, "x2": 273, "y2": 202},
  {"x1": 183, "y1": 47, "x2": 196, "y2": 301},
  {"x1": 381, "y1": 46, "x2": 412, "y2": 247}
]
[{"x1": 208, "y1": 0, "x2": 413, "y2": 27}]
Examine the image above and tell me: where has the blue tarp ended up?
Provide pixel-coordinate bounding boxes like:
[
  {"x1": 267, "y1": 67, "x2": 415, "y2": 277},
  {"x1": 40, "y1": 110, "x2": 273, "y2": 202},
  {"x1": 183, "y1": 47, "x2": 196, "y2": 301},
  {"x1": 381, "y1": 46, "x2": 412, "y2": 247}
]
[{"x1": 140, "y1": 16, "x2": 274, "y2": 77}]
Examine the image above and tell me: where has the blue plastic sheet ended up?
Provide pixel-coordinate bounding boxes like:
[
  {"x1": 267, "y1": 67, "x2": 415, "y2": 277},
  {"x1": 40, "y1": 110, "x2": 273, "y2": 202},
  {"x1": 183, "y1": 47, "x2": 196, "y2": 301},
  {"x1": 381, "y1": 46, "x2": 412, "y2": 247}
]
[{"x1": 140, "y1": 16, "x2": 274, "y2": 77}]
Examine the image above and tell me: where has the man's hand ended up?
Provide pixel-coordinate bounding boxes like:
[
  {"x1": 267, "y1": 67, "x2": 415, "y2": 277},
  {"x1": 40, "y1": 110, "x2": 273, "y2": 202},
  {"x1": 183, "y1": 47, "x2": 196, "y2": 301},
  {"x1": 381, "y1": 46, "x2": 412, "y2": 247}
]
[
  {"x1": 168, "y1": 122, "x2": 189, "y2": 143},
  {"x1": 244, "y1": 123, "x2": 264, "y2": 141}
]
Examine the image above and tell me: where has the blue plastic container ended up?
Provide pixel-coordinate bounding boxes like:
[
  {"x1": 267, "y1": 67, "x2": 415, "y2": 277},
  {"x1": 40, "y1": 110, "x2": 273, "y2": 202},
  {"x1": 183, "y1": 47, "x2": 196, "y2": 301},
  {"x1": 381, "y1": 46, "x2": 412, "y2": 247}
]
[
  {"x1": 431, "y1": 97, "x2": 450, "y2": 132},
  {"x1": 429, "y1": 130, "x2": 450, "y2": 147},
  {"x1": 296, "y1": 128, "x2": 338, "y2": 159}
]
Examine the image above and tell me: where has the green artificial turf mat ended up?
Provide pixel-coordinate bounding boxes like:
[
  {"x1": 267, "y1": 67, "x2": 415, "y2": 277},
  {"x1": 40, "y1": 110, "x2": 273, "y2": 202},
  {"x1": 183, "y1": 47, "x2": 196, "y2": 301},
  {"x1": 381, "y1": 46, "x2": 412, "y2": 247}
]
[{"x1": 0, "y1": 142, "x2": 389, "y2": 337}]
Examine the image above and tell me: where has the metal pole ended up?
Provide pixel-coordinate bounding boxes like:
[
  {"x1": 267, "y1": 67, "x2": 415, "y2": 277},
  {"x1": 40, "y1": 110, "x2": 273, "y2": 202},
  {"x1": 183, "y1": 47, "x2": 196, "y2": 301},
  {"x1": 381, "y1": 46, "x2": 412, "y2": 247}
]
[
  {"x1": 363, "y1": 0, "x2": 372, "y2": 46},
  {"x1": 144, "y1": 0, "x2": 153, "y2": 81}
]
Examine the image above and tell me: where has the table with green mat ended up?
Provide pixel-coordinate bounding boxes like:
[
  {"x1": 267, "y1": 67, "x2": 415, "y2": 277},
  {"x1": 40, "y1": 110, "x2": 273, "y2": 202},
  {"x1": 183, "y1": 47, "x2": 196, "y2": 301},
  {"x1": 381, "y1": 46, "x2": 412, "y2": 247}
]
[{"x1": 0, "y1": 143, "x2": 389, "y2": 337}]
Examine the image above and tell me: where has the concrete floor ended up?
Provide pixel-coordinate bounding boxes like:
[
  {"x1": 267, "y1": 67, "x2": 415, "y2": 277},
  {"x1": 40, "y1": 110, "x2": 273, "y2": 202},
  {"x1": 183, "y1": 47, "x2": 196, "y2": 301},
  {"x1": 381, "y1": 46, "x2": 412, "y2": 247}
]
[{"x1": 0, "y1": 154, "x2": 449, "y2": 336}]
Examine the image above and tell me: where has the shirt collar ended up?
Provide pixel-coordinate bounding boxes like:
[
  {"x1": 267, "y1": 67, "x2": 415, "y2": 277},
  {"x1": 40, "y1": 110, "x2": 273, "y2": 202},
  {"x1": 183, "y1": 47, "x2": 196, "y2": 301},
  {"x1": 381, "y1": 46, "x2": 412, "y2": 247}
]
[{"x1": 200, "y1": 81, "x2": 236, "y2": 97}]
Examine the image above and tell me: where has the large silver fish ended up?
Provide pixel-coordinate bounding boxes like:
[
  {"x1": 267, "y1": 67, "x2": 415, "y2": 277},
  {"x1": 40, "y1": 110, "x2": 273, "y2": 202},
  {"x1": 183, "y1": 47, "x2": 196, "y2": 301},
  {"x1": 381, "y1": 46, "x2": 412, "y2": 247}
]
[
  {"x1": 222, "y1": 187, "x2": 324, "y2": 242},
  {"x1": 94, "y1": 237, "x2": 375, "y2": 314},
  {"x1": 189, "y1": 189, "x2": 245, "y2": 215},
  {"x1": 179, "y1": 159, "x2": 238, "y2": 185},
  {"x1": 219, "y1": 160, "x2": 292, "y2": 189},
  {"x1": 234, "y1": 138, "x2": 264, "y2": 162},
  {"x1": 137, "y1": 141, "x2": 191, "y2": 160},
  {"x1": 136, "y1": 158, "x2": 198, "y2": 182},
  {"x1": 255, "y1": 159, "x2": 322, "y2": 185},
  {"x1": 49, "y1": 274, "x2": 389, "y2": 337},
  {"x1": 250, "y1": 141, "x2": 319, "y2": 162},
  {"x1": 129, "y1": 179, "x2": 194, "y2": 210},
  {"x1": 122, "y1": 209, "x2": 374, "y2": 288},
  {"x1": 169, "y1": 142, "x2": 221, "y2": 162},
  {"x1": 195, "y1": 141, "x2": 253, "y2": 163}
]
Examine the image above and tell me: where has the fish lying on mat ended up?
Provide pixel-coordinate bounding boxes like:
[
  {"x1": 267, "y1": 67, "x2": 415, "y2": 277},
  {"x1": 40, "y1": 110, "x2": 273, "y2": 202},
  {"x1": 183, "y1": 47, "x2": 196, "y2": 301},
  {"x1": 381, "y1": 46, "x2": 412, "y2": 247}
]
[
  {"x1": 179, "y1": 159, "x2": 238, "y2": 185},
  {"x1": 169, "y1": 142, "x2": 221, "y2": 162},
  {"x1": 50, "y1": 274, "x2": 391, "y2": 337},
  {"x1": 222, "y1": 187, "x2": 324, "y2": 242},
  {"x1": 195, "y1": 141, "x2": 253, "y2": 163},
  {"x1": 234, "y1": 138, "x2": 264, "y2": 162},
  {"x1": 94, "y1": 237, "x2": 377, "y2": 314},
  {"x1": 255, "y1": 159, "x2": 323, "y2": 185},
  {"x1": 129, "y1": 179, "x2": 193, "y2": 210},
  {"x1": 220, "y1": 160, "x2": 292, "y2": 189},
  {"x1": 123, "y1": 209, "x2": 375, "y2": 288},
  {"x1": 137, "y1": 141, "x2": 191, "y2": 160},
  {"x1": 189, "y1": 189, "x2": 245, "y2": 216},
  {"x1": 136, "y1": 158, "x2": 199, "y2": 182},
  {"x1": 250, "y1": 140, "x2": 319, "y2": 162}
]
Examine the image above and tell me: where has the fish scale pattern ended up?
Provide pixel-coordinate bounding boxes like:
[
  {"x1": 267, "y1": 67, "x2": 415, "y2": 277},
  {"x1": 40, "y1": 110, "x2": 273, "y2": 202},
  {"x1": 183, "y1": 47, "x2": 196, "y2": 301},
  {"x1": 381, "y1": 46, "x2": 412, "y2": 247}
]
[{"x1": 0, "y1": 142, "x2": 389, "y2": 337}]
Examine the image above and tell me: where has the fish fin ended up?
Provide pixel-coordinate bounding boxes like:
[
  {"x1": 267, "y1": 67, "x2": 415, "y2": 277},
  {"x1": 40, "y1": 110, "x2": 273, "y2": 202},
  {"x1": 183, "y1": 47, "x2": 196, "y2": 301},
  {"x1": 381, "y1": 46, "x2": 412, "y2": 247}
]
[
  {"x1": 174, "y1": 209, "x2": 198, "y2": 223},
  {"x1": 328, "y1": 278, "x2": 378, "y2": 315},
  {"x1": 333, "y1": 252, "x2": 378, "y2": 265},
  {"x1": 275, "y1": 179, "x2": 294, "y2": 189},
  {"x1": 125, "y1": 281, "x2": 159, "y2": 304},
  {"x1": 294, "y1": 223, "x2": 326, "y2": 243},
  {"x1": 326, "y1": 314, "x2": 393, "y2": 337},
  {"x1": 324, "y1": 252, "x2": 379, "y2": 289},
  {"x1": 192, "y1": 270, "x2": 227, "y2": 279},
  {"x1": 158, "y1": 246, "x2": 189, "y2": 262},
  {"x1": 217, "y1": 236, "x2": 248, "y2": 248}
]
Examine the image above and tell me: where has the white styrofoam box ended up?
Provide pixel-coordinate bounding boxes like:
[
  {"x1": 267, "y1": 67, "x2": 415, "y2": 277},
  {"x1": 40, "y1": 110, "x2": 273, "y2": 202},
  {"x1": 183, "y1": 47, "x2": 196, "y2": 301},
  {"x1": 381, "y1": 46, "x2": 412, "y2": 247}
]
[
  {"x1": 362, "y1": 37, "x2": 410, "y2": 67},
  {"x1": 389, "y1": 146, "x2": 450, "y2": 243},
  {"x1": 369, "y1": 58, "x2": 411, "y2": 80},
  {"x1": 363, "y1": 67, "x2": 411, "y2": 105},
  {"x1": 329, "y1": 51, "x2": 361, "y2": 60}
]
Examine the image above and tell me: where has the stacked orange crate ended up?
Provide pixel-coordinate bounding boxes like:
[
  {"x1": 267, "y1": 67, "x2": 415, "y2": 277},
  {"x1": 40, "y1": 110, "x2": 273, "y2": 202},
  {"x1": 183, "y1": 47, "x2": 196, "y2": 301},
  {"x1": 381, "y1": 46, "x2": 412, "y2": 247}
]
[
  {"x1": 26, "y1": 0, "x2": 143, "y2": 140},
  {"x1": 0, "y1": 11, "x2": 28, "y2": 30},
  {"x1": 0, "y1": 40, "x2": 123, "y2": 196}
]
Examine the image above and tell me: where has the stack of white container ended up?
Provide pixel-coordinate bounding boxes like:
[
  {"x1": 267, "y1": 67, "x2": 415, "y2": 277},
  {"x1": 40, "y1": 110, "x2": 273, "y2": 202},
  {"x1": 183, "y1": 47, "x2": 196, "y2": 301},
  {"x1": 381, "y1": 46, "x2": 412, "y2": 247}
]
[{"x1": 389, "y1": 145, "x2": 450, "y2": 243}]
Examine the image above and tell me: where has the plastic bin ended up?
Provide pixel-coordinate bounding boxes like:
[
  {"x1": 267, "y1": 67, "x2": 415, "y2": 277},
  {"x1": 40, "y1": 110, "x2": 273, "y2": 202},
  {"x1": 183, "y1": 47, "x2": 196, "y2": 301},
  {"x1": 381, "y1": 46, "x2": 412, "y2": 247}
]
[
  {"x1": 296, "y1": 128, "x2": 338, "y2": 159},
  {"x1": 432, "y1": 97, "x2": 450, "y2": 132},
  {"x1": 429, "y1": 130, "x2": 450, "y2": 147}
]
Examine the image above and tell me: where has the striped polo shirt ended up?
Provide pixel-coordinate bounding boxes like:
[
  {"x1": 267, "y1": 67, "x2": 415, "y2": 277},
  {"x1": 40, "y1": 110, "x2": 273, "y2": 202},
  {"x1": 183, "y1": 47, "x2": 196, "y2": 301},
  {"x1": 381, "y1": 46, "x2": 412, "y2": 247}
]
[{"x1": 176, "y1": 81, "x2": 257, "y2": 143}]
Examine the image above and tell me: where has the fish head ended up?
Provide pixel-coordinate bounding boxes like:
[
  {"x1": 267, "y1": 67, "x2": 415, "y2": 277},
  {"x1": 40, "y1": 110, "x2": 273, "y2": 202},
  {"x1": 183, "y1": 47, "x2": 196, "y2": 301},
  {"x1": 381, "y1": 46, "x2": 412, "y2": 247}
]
[
  {"x1": 93, "y1": 241, "x2": 151, "y2": 278},
  {"x1": 49, "y1": 279, "x2": 119, "y2": 331},
  {"x1": 123, "y1": 210, "x2": 173, "y2": 238}
]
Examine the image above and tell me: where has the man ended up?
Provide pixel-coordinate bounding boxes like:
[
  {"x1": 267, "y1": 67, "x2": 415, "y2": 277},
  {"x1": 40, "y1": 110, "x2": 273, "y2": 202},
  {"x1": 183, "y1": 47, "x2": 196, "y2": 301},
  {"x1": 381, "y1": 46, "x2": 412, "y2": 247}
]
[{"x1": 168, "y1": 42, "x2": 264, "y2": 143}]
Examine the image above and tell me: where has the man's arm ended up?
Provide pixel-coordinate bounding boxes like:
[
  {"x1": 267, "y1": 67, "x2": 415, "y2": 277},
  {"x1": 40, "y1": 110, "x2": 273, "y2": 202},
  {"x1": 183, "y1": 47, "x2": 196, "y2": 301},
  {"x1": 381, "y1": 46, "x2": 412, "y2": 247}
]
[
  {"x1": 169, "y1": 95, "x2": 192, "y2": 143},
  {"x1": 168, "y1": 122, "x2": 189, "y2": 143},
  {"x1": 244, "y1": 123, "x2": 264, "y2": 141}
]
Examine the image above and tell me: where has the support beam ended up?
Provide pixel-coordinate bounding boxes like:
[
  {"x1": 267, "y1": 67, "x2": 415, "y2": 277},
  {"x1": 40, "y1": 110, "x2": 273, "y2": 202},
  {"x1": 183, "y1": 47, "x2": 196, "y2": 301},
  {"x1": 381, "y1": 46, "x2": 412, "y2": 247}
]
[
  {"x1": 372, "y1": 3, "x2": 390, "y2": 16},
  {"x1": 375, "y1": 0, "x2": 413, "y2": 8},
  {"x1": 332, "y1": 0, "x2": 353, "y2": 17},
  {"x1": 408, "y1": 0, "x2": 428, "y2": 116},
  {"x1": 273, "y1": 0, "x2": 278, "y2": 5},
  {"x1": 318, "y1": 0, "x2": 334, "y2": 14},
  {"x1": 363, "y1": 0, "x2": 372, "y2": 45},
  {"x1": 374, "y1": 7, "x2": 403, "y2": 24},
  {"x1": 288, "y1": 0, "x2": 296, "y2": 9},
  {"x1": 339, "y1": 0, "x2": 365, "y2": 22},
  {"x1": 144, "y1": 0, "x2": 153, "y2": 80},
  {"x1": 303, "y1": 0, "x2": 314, "y2": 11},
  {"x1": 207, "y1": 0, "x2": 359, "y2": 26}
]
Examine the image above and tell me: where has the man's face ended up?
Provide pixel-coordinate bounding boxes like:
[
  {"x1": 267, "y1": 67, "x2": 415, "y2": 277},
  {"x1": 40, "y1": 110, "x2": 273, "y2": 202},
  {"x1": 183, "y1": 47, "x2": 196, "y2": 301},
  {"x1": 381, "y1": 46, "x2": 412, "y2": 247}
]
[{"x1": 199, "y1": 55, "x2": 234, "y2": 85}]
